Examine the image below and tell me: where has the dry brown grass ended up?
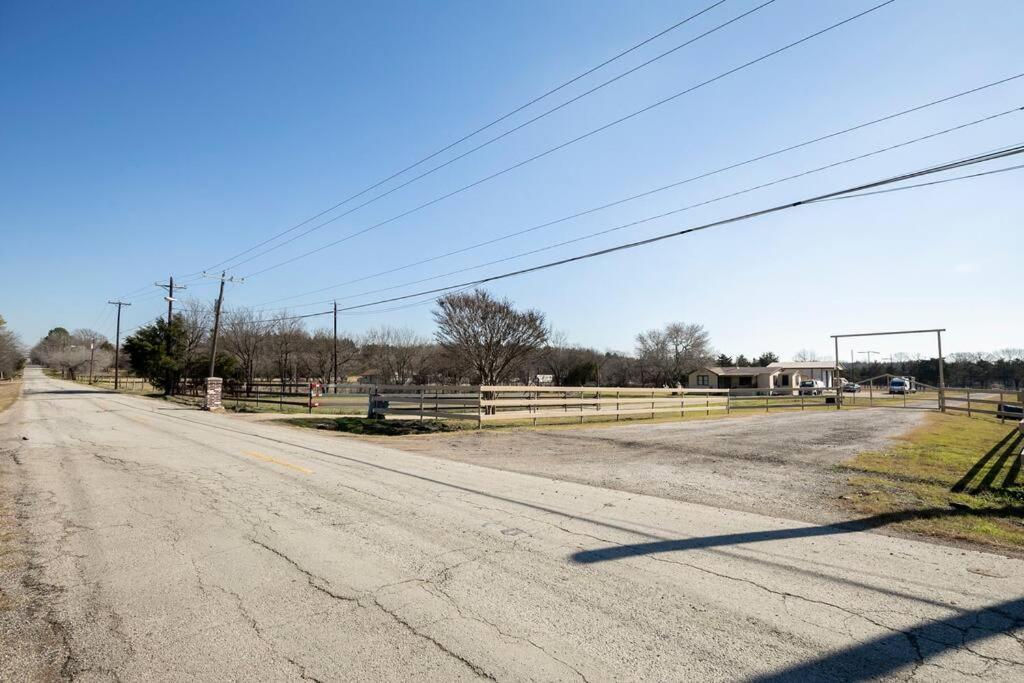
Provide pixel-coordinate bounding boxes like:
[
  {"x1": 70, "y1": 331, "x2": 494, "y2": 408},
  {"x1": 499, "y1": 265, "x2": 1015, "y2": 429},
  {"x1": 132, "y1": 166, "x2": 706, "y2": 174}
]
[{"x1": 0, "y1": 380, "x2": 21, "y2": 414}]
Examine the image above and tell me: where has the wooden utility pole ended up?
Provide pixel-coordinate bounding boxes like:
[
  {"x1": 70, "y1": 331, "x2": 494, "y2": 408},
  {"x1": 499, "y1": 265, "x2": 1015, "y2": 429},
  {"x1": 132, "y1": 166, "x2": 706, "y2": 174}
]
[
  {"x1": 107, "y1": 300, "x2": 131, "y2": 389},
  {"x1": 156, "y1": 276, "x2": 186, "y2": 327},
  {"x1": 332, "y1": 300, "x2": 338, "y2": 388},
  {"x1": 156, "y1": 276, "x2": 186, "y2": 394},
  {"x1": 207, "y1": 273, "x2": 227, "y2": 378},
  {"x1": 202, "y1": 271, "x2": 242, "y2": 378}
]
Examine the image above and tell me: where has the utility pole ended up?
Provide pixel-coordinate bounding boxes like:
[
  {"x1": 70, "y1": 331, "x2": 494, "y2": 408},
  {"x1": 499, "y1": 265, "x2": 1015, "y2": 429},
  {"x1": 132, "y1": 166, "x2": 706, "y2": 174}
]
[
  {"x1": 107, "y1": 301, "x2": 131, "y2": 390},
  {"x1": 858, "y1": 350, "x2": 880, "y2": 364},
  {"x1": 332, "y1": 300, "x2": 338, "y2": 388},
  {"x1": 156, "y1": 276, "x2": 186, "y2": 327},
  {"x1": 156, "y1": 276, "x2": 186, "y2": 395},
  {"x1": 89, "y1": 341, "x2": 95, "y2": 383},
  {"x1": 199, "y1": 271, "x2": 241, "y2": 411},
  {"x1": 201, "y1": 271, "x2": 243, "y2": 378}
]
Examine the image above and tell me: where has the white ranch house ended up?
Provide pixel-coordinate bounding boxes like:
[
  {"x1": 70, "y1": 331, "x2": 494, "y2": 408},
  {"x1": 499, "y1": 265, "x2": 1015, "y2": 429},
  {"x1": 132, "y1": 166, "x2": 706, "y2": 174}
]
[{"x1": 688, "y1": 361, "x2": 843, "y2": 392}]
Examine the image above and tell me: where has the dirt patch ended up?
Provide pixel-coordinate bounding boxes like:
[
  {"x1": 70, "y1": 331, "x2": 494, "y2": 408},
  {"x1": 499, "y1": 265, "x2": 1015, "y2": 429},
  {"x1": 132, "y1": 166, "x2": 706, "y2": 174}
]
[{"x1": 387, "y1": 408, "x2": 928, "y2": 524}]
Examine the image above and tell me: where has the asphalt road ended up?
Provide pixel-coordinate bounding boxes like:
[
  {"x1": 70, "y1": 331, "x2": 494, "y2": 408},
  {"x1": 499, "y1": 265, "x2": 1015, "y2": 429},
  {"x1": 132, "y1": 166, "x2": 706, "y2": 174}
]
[{"x1": 2, "y1": 367, "x2": 1022, "y2": 681}]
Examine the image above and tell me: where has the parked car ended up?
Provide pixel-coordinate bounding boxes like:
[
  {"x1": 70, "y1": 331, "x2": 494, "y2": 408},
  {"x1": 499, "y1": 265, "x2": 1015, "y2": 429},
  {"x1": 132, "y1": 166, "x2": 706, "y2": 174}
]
[
  {"x1": 888, "y1": 377, "x2": 915, "y2": 394},
  {"x1": 842, "y1": 382, "x2": 861, "y2": 393},
  {"x1": 799, "y1": 379, "x2": 826, "y2": 395}
]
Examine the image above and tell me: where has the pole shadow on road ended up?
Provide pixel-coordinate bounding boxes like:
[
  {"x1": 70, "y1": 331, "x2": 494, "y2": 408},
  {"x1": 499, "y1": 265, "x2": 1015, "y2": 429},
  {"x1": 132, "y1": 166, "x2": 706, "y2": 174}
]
[
  {"x1": 744, "y1": 596, "x2": 1024, "y2": 682},
  {"x1": 569, "y1": 505, "x2": 1024, "y2": 564}
]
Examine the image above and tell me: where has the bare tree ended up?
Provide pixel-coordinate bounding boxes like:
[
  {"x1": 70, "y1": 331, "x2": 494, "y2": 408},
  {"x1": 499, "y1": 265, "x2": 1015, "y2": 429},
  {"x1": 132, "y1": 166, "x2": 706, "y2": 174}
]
[
  {"x1": 0, "y1": 315, "x2": 25, "y2": 379},
  {"x1": 793, "y1": 349, "x2": 821, "y2": 362},
  {"x1": 361, "y1": 326, "x2": 429, "y2": 385},
  {"x1": 269, "y1": 315, "x2": 306, "y2": 385},
  {"x1": 306, "y1": 330, "x2": 334, "y2": 384},
  {"x1": 635, "y1": 322, "x2": 712, "y2": 386},
  {"x1": 433, "y1": 289, "x2": 548, "y2": 385},
  {"x1": 221, "y1": 307, "x2": 268, "y2": 389},
  {"x1": 180, "y1": 298, "x2": 212, "y2": 373}
]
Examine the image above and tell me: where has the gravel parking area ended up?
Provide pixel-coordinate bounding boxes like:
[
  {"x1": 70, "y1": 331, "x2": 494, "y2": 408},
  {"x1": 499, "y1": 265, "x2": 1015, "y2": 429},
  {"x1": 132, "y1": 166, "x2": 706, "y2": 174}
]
[{"x1": 388, "y1": 408, "x2": 928, "y2": 524}]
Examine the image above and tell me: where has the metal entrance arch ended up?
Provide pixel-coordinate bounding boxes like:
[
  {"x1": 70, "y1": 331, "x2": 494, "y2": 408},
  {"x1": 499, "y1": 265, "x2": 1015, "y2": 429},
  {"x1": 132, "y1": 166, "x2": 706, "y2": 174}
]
[{"x1": 830, "y1": 328, "x2": 947, "y2": 412}]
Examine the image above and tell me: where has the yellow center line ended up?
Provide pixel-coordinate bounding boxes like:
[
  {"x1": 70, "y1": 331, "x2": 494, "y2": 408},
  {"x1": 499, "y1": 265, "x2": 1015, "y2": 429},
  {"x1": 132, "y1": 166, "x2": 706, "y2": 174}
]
[{"x1": 241, "y1": 450, "x2": 313, "y2": 475}]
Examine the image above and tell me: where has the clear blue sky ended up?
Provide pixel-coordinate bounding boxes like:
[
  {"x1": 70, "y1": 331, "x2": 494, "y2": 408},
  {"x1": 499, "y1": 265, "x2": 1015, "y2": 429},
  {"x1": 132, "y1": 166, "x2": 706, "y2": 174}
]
[{"x1": 2, "y1": 0, "x2": 1021, "y2": 360}]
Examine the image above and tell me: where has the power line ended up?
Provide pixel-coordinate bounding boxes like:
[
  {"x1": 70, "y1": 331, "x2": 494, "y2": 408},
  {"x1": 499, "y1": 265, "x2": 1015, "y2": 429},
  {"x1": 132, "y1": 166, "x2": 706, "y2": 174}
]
[
  {"x1": 820, "y1": 161, "x2": 1024, "y2": 201},
  {"x1": 244, "y1": 142, "x2": 1024, "y2": 325},
  {"x1": 236, "y1": 0, "x2": 898, "y2": 279},
  {"x1": 205, "y1": 0, "x2": 777, "y2": 274},
  {"x1": 191, "y1": 0, "x2": 736, "y2": 276},
  {"x1": 250, "y1": 75, "x2": 1023, "y2": 308},
  {"x1": 258, "y1": 106, "x2": 1022, "y2": 311}
]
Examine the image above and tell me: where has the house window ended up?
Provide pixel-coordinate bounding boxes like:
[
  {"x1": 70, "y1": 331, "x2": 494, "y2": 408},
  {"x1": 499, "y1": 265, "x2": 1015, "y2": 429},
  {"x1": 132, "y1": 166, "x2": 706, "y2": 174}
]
[{"x1": 696, "y1": 375, "x2": 709, "y2": 386}]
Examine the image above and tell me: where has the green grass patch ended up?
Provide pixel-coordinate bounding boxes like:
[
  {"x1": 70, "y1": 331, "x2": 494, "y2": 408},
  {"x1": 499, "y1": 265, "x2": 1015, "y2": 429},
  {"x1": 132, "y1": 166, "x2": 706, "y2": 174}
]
[
  {"x1": 842, "y1": 412, "x2": 1024, "y2": 550},
  {"x1": 286, "y1": 416, "x2": 471, "y2": 436}
]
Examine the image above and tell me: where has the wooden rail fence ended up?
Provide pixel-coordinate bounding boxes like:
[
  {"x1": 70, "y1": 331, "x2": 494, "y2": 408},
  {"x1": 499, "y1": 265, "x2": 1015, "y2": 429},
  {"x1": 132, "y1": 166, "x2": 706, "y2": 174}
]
[{"x1": 370, "y1": 384, "x2": 843, "y2": 426}]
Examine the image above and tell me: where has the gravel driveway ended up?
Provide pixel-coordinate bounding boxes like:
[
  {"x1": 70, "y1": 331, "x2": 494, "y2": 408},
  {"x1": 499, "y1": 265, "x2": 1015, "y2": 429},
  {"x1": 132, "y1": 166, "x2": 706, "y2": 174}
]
[{"x1": 389, "y1": 408, "x2": 928, "y2": 524}]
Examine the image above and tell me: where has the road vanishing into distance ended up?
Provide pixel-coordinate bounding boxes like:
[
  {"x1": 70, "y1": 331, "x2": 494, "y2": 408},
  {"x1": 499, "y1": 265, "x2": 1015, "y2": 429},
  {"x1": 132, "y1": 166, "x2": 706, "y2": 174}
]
[{"x1": 2, "y1": 367, "x2": 1022, "y2": 681}]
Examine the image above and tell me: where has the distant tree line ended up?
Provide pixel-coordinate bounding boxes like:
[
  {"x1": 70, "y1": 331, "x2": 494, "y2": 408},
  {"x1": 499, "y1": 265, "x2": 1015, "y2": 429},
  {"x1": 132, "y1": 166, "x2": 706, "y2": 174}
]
[
  {"x1": 44, "y1": 289, "x2": 716, "y2": 392},
  {"x1": 844, "y1": 350, "x2": 1024, "y2": 390},
  {"x1": 0, "y1": 315, "x2": 26, "y2": 379},
  {"x1": 30, "y1": 327, "x2": 113, "y2": 380},
  {"x1": 35, "y1": 289, "x2": 1016, "y2": 391}
]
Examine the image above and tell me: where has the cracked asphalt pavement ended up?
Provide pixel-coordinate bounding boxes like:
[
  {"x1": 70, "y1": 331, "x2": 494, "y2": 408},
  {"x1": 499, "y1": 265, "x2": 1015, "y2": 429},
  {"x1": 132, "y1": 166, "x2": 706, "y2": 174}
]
[{"x1": 2, "y1": 367, "x2": 1022, "y2": 681}]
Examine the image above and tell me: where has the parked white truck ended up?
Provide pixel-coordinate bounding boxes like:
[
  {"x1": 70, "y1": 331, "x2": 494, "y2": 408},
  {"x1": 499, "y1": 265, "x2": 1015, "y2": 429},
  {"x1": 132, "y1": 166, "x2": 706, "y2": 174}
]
[{"x1": 888, "y1": 377, "x2": 916, "y2": 394}]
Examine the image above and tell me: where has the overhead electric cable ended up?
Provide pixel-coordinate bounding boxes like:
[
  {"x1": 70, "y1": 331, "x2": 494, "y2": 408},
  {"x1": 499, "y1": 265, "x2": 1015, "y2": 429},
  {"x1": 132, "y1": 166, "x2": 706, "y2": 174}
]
[
  {"x1": 236, "y1": 0, "x2": 898, "y2": 279},
  {"x1": 206, "y1": 0, "x2": 777, "y2": 273},
  {"x1": 251, "y1": 75, "x2": 1023, "y2": 308},
  {"x1": 244, "y1": 142, "x2": 1024, "y2": 324},
  {"x1": 191, "y1": 0, "x2": 737, "y2": 274},
  {"x1": 259, "y1": 106, "x2": 1022, "y2": 311}
]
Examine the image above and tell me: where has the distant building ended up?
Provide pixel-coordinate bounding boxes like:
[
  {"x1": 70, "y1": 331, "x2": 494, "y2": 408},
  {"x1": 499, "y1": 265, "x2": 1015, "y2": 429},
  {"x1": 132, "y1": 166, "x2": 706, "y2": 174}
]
[{"x1": 688, "y1": 361, "x2": 843, "y2": 392}]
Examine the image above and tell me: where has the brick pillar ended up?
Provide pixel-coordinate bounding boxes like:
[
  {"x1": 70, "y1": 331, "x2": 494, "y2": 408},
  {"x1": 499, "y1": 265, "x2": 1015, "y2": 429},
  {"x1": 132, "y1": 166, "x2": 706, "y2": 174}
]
[{"x1": 203, "y1": 377, "x2": 223, "y2": 411}]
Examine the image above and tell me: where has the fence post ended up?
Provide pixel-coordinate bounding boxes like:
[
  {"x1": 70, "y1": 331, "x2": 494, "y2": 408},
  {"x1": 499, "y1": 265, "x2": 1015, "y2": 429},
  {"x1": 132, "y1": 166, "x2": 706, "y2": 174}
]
[
  {"x1": 966, "y1": 388, "x2": 971, "y2": 417},
  {"x1": 616, "y1": 391, "x2": 620, "y2": 421},
  {"x1": 419, "y1": 387, "x2": 424, "y2": 422},
  {"x1": 477, "y1": 387, "x2": 482, "y2": 429},
  {"x1": 765, "y1": 394, "x2": 769, "y2": 413}
]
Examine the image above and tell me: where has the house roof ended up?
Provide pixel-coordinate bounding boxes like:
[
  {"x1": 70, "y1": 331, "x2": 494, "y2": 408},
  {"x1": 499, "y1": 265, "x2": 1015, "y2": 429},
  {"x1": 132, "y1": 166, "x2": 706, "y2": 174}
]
[
  {"x1": 768, "y1": 361, "x2": 845, "y2": 370},
  {"x1": 705, "y1": 366, "x2": 779, "y2": 376}
]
